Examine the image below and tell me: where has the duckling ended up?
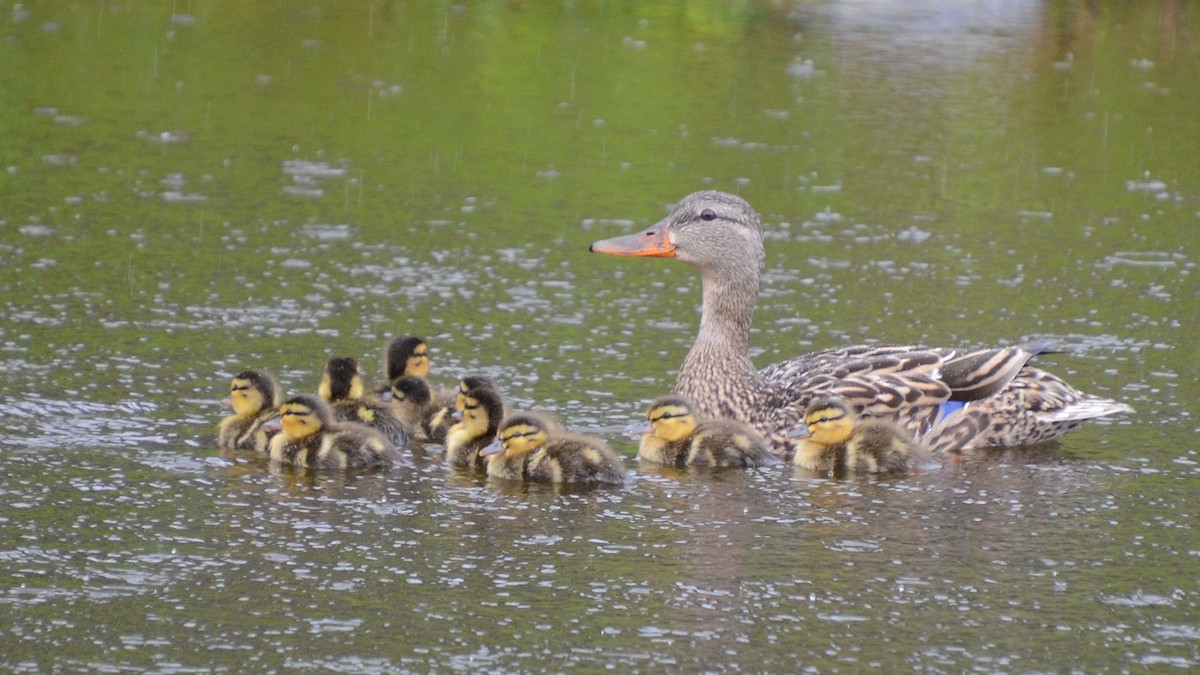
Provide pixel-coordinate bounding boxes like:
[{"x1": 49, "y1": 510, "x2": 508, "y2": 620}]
[
  {"x1": 481, "y1": 414, "x2": 626, "y2": 485},
  {"x1": 791, "y1": 395, "x2": 930, "y2": 473},
  {"x1": 631, "y1": 395, "x2": 779, "y2": 468},
  {"x1": 444, "y1": 385, "x2": 506, "y2": 469},
  {"x1": 423, "y1": 374, "x2": 502, "y2": 444},
  {"x1": 373, "y1": 335, "x2": 431, "y2": 396},
  {"x1": 319, "y1": 356, "x2": 410, "y2": 448},
  {"x1": 218, "y1": 369, "x2": 280, "y2": 453},
  {"x1": 388, "y1": 375, "x2": 450, "y2": 442},
  {"x1": 265, "y1": 394, "x2": 398, "y2": 468}
]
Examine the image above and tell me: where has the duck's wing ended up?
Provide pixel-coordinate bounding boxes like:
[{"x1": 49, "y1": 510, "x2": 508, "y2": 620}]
[
  {"x1": 924, "y1": 366, "x2": 1134, "y2": 452},
  {"x1": 937, "y1": 339, "x2": 1058, "y2": 400},
  {"x1": 761, "y1": 342, "x2": 1062, "y2": 446},
  {"x1": 761, "y1": 344, "x2": 948, "y2": 402}
]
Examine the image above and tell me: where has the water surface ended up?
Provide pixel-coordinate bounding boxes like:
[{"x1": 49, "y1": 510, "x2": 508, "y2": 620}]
[{"x1": 1, "y1": 1, "x2": 1197, "y2": 671}]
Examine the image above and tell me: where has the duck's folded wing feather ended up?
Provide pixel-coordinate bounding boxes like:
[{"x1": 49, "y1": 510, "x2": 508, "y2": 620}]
[{"x1": 938, "y1": 341, "x2": 1055, "y2": 401}]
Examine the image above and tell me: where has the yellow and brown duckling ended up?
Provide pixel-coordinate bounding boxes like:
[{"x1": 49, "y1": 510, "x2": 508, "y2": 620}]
[
  {"x1": 444, "y1": 385, "x2": 506, "y2": 469},
  {"x1": 481, "y1": 414, "x2": 626, "y2": 485},
  {"x1": 790, "y1": 395, "x2": 931, "y2": 474},
  {"x1": 320, "y1": 356, "x2": 410, "y2": 448},
  {"x1": 218, "y1": 369, "x2": 280, "y2": 453},
  {"x1": 388, "y1": 375, "x2": 452, "y2": 442},
  {"x1": 423, "y1": 374, "x2": 503, "y2": 445},
  {"x1": 631, "y1": 395, "x2": 779, "y2": 468},
  {"x1": 375, "y1": 335, "x2": 431, "y2": 394},
  {"x1": 265, "y1": 394, "x2": 398, "y2": 469}
]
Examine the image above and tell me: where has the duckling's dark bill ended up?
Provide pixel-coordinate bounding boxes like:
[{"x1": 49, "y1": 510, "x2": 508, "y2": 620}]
[{"x1": 589, "y1": 225, "x2": 676, "y2": 257}]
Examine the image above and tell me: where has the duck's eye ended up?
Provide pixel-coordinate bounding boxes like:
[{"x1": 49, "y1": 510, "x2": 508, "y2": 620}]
[
  {"x1": 700, "y1": 209, "x2": 717, "y2": 221},
  {"x1": 231, "y1": 385, "x2": 250, "y2": 393}
]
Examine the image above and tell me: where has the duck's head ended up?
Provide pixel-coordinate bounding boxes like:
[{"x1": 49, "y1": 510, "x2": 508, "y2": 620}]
[
  {"x1": 792, "y1": 395, "x2": 857, "y2": 446},
  {"x1": 384, "y1": 336, "x2": 430, "y2": 380},
  {"x1": 319, "y1": 357, "x2": 364, "y2": 403},
  {"x1": 270, "y1": 394, "x2": 335, "y2": 440},
  {"x1": 389, "y1": 375, "x2": 433, "y2": 407},
  {"x1": 223, "y1": 370, "x2": 279, "y2": 417},
  {"x1": 630, "y1": 395, "x2": 699, "y2": 442},
  {"x1": 480, "y1": 414, "x2": 551, "y2": 459},
  {"x1": 455, "y1": 375, "x2": 497, "y2": 411},
  {"x1": 589, "y1": 191, "x2": 765, "y2": 279},
  {"x1": 454, "y1": 386, "x2": 505, "y2": 438}
]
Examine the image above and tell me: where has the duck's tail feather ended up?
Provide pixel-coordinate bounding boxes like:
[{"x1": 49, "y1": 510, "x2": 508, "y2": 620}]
[{"x1": 1039, "y1": 396, "x2": 1135, "y2": 423}]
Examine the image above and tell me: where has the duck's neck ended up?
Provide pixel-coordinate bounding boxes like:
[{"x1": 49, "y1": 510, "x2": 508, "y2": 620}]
[{"x1": 674, "y1": 266, "x2": 770, "y2": 419}]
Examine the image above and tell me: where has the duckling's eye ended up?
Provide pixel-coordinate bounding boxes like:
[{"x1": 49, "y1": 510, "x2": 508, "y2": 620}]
[
  {"x1": 231, "y1": 385, "x2": 250, "y2": 392},
  {"x1": 700, "y1": 208, "x2": 717, "y2": 221}
]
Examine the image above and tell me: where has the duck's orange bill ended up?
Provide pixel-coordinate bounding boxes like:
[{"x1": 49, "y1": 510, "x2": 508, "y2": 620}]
[{"x1": 589, "y1": 225, "x2": 676, "y2": 257}]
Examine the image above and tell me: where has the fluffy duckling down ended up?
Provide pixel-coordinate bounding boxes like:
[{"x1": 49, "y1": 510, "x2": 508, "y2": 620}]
[
  {"x1": 481, "y1": 414, "x2": 625, "y2": 485},
  {"x1": 791, "y1": 395, "x2": 931, "y2": 473},
  {"x1": 631, "y1": 395, "x2": 779, "y2": 468},
  {"x1": 422, "y1": 374, "x2": 503, "y2": 445},
  {"x1": 375, "y1": 335, "x2": 431, "y2": 395},
  {"x1": 320, "y1": 356, "x2": 409, "y2": 448},
  {"x1": 218, "y1": 369, "x2": 280, "y2": 453},
  {"x1": 265, "y1": 394, "x2": 398, "y2": 469},
  {"x1": 388, "y1": 375, "x2": 453, "y2": 442},
  {"x1": 444, "y1": 385, "x2": 505, "y2": 469}
]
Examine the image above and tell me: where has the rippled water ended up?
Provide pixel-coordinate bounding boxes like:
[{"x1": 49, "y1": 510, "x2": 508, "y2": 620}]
[{"x1": 2, "y1": 1, "x2": 1198, "y2": 671}]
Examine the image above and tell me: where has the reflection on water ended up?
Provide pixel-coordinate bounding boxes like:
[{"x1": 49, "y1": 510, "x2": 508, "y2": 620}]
[{"x1": 1, "y1": 0, "x2": 1197, "y2": 671}]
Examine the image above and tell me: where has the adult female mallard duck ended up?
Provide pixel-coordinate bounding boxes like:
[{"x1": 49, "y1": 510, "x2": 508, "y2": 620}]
[
  {"x1": 265, "y1": 394, "x2": 398, "y2": 468},
  {"x1": 791, "y1": 395, "x2": 931, "y2": 473},
  {"x1": 218, "y1": 369, "x2": 280, "y2": 453},
  {"x1": 630, "y1": 395, "x2": 779, "y2": 468},
  {"x1": 481, "y1": 413, "x2": 626, "y2": 485},
  {"x1": 319, "y1": 356, "x2": 409, "y2": 447},
  {"x1": 444, "y1": 385, "x2": 505, "y2": 469},
  {"x1": 590, "y1": 190, "x2": 1133, "y2": 455}
]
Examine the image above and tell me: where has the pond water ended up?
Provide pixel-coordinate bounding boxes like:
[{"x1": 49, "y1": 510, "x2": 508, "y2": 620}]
[{"x1": 1, "y1": 1, "x2": 1197, "y2": 671}]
